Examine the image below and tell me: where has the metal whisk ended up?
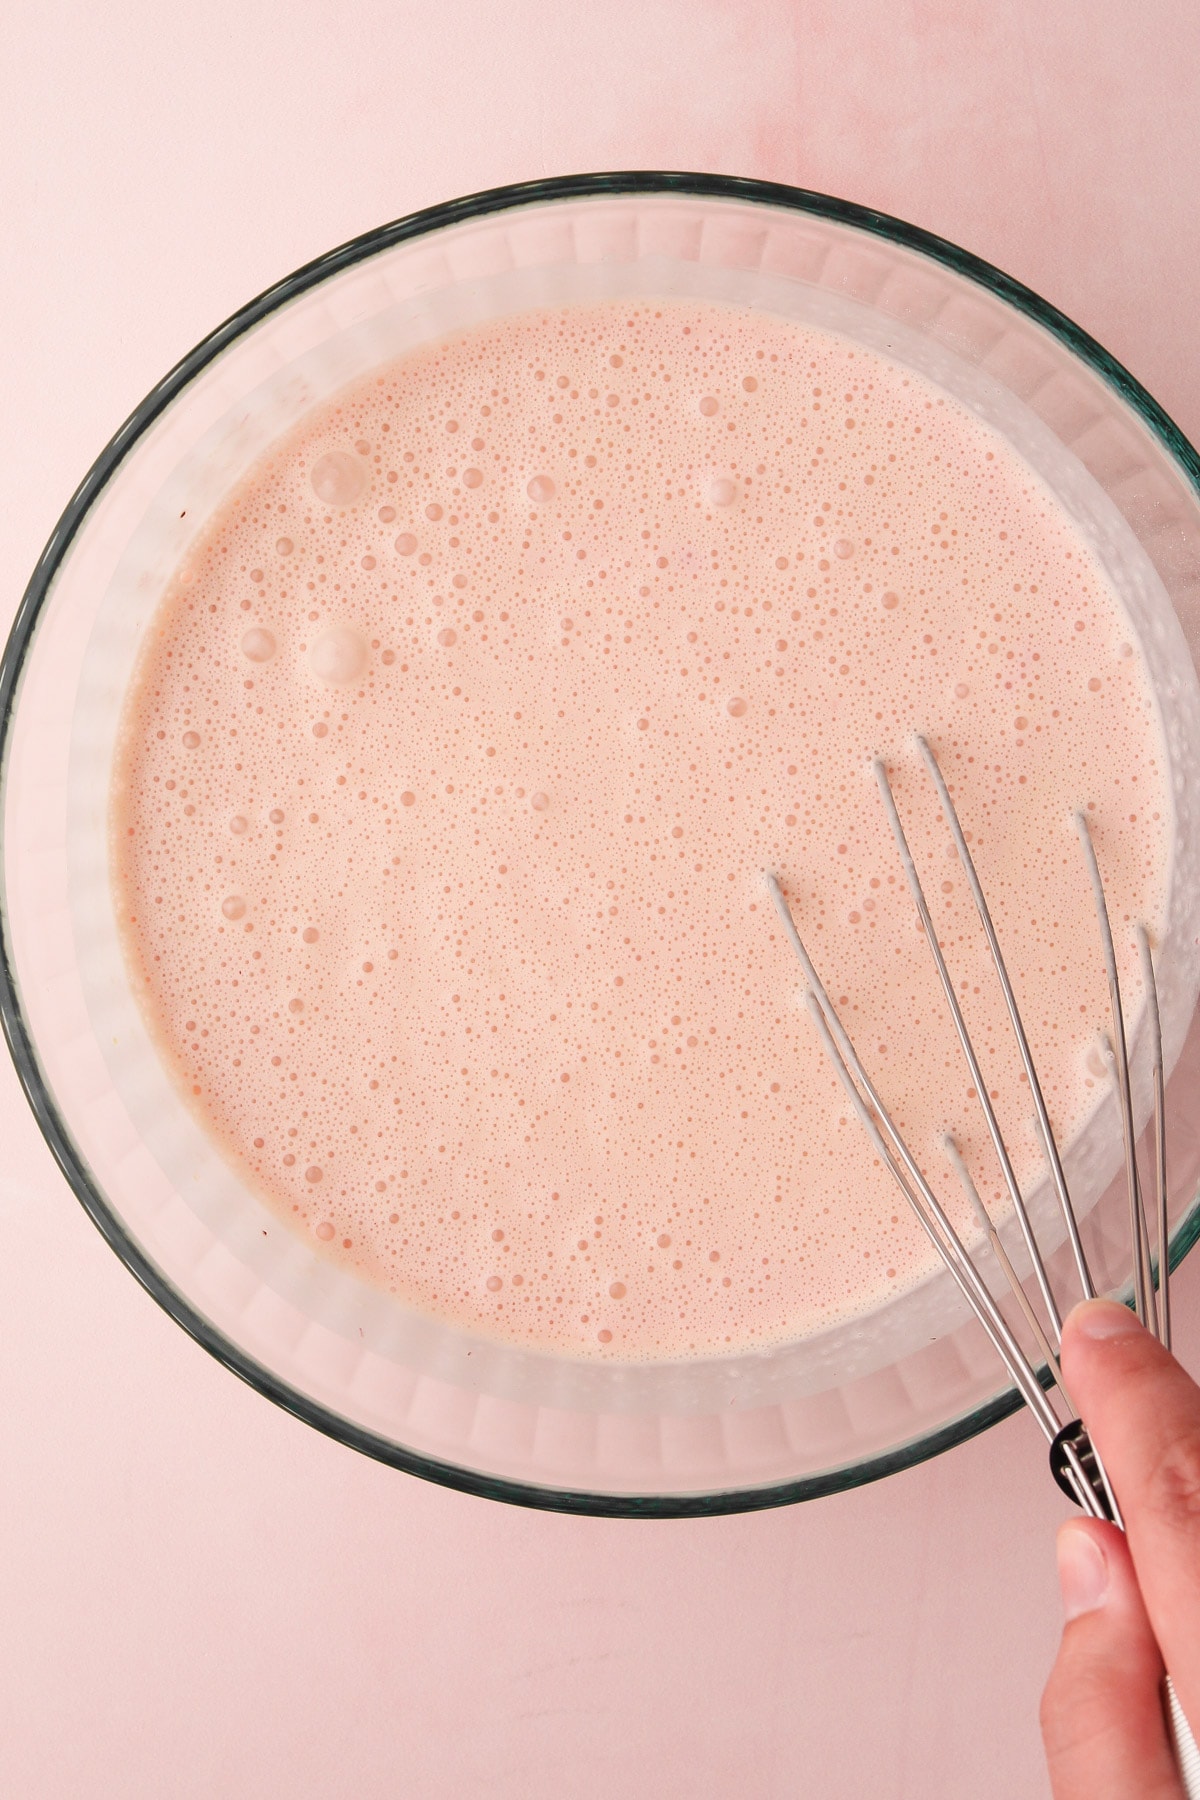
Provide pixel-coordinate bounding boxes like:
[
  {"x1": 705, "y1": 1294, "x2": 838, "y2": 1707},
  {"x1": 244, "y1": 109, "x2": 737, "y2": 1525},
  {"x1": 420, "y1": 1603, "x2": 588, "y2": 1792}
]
[{"x1": 765, "y1": 734, "x2": 1200, "y2": 1793}]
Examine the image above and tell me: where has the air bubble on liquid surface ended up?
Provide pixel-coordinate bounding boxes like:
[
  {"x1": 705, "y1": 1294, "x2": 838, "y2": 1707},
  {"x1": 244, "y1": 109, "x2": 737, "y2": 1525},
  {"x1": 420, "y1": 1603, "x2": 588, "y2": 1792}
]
[
  {"x1": 709, "y1": 477, "x2": 737, "y2": 506},
  {"x1": 241, "y1": 628, "x2": 276, "y2": 663},
  {"x1": 526, "y1": 475, "x2": 556, "y2": 503},
  {"x1": 308, "y1": 624, "x2": 367, "y2": 685},
  {"x1": 309, "y1": 451, "x2": 367, "y2": 508}
]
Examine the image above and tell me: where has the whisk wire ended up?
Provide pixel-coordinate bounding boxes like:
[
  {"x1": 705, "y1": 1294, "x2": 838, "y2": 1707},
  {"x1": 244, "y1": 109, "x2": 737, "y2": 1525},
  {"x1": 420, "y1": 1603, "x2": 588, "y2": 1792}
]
[
  {"x1": 1137, "y1": 923, "x2": 1171, "y2": 1351},
  {"x1": 916, "y1": 736, "x2": 1095, "y2": 1307},
  {"x1": 942, "y1": 1134, "x2": 1067, "y2": 1399},
  {"x1": 1076, "y1": 812, "x2": 1158, "y2": 1337},
  {"x1": 873, "y1": 757, "x2": 1064, "y2": 1343}
]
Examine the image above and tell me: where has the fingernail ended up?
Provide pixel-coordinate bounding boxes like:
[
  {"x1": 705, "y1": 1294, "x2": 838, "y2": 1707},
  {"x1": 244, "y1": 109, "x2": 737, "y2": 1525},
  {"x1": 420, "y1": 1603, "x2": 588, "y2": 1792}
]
[
  {"x1": 1067, "y1": 1298, "x2": 1143, "y2": 1341},
  {"x1": 1057, "y1": 1525, "x2": 1110, "y2": 1621}
]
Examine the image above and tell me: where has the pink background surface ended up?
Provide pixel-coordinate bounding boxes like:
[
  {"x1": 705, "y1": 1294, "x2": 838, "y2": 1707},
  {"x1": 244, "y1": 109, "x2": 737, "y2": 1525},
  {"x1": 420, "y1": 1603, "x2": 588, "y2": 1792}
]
[{"x1": 3, "y1": 5, "x2": 1200, "y2": 1794}]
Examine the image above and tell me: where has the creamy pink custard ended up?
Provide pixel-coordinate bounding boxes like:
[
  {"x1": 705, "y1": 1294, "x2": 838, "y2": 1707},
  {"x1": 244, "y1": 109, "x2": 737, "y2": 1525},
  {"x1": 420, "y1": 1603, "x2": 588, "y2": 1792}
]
[{"x1": 111, "y1": 299, "x2": 1170, "y2": 1358}]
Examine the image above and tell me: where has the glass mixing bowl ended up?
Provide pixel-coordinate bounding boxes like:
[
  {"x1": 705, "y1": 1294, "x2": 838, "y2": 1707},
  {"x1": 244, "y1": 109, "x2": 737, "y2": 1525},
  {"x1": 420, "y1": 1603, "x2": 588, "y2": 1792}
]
[{"x1": 5, "y1": 173, "x2": 1200, "y2": 1516}]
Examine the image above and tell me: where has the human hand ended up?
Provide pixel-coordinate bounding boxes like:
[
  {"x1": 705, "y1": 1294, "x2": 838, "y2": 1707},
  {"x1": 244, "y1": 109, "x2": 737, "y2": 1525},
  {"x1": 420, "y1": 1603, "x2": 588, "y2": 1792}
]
[{"x1": 1041, "y1": 1298, "x2": 1200, "y2": 1798}]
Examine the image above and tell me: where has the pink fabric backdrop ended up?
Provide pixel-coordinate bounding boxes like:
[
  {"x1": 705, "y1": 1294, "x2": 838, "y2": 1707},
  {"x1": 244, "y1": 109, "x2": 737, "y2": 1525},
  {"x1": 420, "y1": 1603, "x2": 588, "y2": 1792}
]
[{"x1": 3, "y1": 4, "x2": 1199, "y2": 1794}]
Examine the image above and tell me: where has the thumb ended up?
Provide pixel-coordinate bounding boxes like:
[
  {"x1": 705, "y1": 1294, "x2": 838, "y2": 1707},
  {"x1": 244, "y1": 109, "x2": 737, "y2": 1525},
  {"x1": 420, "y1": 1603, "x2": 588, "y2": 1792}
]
[{"x1": 1041, "y1": 1518, "x2": 1181, "y2": 1798}]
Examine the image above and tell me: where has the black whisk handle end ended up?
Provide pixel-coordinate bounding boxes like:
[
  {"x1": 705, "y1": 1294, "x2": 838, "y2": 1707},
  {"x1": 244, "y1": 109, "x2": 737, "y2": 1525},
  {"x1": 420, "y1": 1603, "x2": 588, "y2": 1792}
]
[{"x1": 1050, "y1": 1418, "x2": 1117, "y2": 1520}]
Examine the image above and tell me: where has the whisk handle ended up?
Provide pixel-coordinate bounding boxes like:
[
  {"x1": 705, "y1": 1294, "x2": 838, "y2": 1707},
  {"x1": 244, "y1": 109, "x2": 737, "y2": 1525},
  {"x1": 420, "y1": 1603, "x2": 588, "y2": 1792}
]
[{"x1": 1166, "y1": 1676, "x2": 1200, "y2": 1799}]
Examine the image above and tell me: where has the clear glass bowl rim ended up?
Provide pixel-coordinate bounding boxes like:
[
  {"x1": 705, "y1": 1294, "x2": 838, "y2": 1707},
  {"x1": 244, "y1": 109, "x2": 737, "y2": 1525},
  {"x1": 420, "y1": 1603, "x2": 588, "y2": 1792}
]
[{"x1": 4, "y1": 168, "x2": 1200, "y2": 1518}]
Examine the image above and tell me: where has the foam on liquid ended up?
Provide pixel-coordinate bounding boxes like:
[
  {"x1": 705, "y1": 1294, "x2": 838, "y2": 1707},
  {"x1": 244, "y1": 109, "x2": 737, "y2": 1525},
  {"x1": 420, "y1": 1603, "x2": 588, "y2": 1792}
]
[{"x1": 111, "y1": 300, "x2": 1171, "y2": 1358}]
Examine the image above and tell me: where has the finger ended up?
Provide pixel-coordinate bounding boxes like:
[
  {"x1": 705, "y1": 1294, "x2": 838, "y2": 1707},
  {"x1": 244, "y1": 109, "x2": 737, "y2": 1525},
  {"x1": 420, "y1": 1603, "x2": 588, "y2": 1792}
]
[
  {"x1": 1041, "y1": 1519, "x2": 1181, "y2": 1800},
  {"x1": 1061, "y1": 1299, "x2": 1200, "y2": 1733}
]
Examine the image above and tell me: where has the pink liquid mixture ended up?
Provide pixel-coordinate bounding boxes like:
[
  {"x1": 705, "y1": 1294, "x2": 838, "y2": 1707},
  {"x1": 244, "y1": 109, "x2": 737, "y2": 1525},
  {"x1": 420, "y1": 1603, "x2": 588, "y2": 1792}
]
[{"x1": 111, "y1": 300, "x2": 1170, "y2": 1358}]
